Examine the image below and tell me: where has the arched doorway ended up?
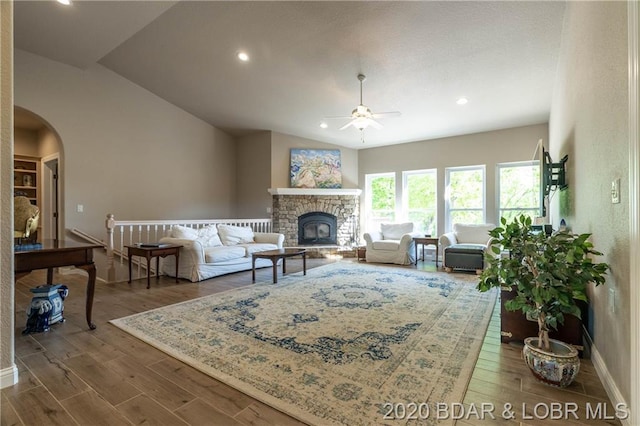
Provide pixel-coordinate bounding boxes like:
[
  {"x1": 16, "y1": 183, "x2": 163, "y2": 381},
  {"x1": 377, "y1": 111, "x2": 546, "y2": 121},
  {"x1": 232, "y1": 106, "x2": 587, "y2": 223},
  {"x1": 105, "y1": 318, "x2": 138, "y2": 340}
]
[{"x1": 14, "y1": 107, "x2": 63, "y2": 241}]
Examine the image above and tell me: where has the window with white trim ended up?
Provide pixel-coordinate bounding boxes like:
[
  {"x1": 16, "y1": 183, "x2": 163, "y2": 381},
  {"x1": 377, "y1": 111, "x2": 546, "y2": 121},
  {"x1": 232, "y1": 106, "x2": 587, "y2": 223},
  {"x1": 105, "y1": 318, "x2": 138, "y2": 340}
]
[
  {"x1": 402, "y1": 169, "x2": 437, "y2": 236},
  {"x1": 445, "y1": 166, "x2": 485, "y2": 231},
  {"x1": 365, "y1": 172, "x2": 396, "y2": 232},
  {"x1": 497, "y1": 161, "x2": 540, "y2": 223}
]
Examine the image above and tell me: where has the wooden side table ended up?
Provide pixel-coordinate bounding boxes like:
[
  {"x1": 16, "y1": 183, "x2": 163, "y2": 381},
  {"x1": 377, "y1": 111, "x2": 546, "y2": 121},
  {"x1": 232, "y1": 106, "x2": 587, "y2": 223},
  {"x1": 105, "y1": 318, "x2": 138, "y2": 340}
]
[
  {"x1": 125, "y1": 244, "x2": 182, "y2": 289},
  {"x1": 413, "y1": 236, "x2": 439, "y2": 266},
  {"x1": 355, "y1": 246, "x2": 366, "y2": 262}
]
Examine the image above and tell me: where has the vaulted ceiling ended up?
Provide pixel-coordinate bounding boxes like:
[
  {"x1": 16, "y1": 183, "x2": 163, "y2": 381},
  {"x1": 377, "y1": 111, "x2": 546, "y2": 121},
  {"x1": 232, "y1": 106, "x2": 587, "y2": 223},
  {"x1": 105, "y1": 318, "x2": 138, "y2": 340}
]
[{"x1": 14, "y1": 1, "x2": 566, "y2": 149}]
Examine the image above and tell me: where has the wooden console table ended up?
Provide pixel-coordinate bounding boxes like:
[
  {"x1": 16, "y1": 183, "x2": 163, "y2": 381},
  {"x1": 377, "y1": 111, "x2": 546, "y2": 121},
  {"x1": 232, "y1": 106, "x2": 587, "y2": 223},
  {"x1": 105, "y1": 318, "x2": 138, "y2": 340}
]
[
  {"x1": 14, "y1": 240, "x2": 101, "y2": 330},
  {"x1": 125, "y1": 244, "x2": 182, "y2": 289},
  {"x1": 252, "y1": 248, "x2": 306, "y2": 284}
]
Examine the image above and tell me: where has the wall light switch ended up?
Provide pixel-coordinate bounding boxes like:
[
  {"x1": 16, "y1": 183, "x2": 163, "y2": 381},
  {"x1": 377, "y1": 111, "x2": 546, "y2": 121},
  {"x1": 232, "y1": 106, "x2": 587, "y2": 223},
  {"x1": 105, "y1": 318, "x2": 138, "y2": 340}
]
[
  {"x1": 266, "y1": 207, "x2": 272, "y2": 214},
  {"x1": 611, "y1": 178, "x2": 620, "y2": 204},
  {"x1": 76, "y1": 204, "x2": 84, "y2": 213}
]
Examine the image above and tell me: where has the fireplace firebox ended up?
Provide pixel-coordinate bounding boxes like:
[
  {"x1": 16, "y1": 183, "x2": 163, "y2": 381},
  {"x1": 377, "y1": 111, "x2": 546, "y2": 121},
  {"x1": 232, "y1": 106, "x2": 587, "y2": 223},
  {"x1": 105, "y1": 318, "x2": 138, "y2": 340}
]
[{"x1": 298, "y1": 212, "x2": 337, "y2": 245}]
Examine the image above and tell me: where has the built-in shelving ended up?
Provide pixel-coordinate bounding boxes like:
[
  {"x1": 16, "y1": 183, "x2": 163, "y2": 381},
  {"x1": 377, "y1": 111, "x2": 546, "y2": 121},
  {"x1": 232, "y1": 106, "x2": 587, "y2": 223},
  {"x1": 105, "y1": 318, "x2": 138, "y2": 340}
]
[{"x1": 14, "y1": 155, "x2": 40, "y2": 206}]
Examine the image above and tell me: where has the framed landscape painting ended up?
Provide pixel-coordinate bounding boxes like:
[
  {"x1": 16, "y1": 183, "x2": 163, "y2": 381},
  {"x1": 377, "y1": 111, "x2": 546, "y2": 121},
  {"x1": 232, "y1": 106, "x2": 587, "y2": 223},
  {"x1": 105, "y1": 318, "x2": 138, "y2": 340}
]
[{"x1": 290, "y1": 149, "x2": 342, "y2": 188}]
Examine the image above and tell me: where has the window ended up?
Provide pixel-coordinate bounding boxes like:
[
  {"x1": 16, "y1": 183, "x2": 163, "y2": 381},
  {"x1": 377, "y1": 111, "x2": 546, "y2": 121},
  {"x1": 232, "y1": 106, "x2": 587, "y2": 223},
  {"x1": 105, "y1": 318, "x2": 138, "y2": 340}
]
[
  {"x1": 402, "y1": 169, "x2": 437, "y2": 236},
  {"x1": 445, "y1": 166, "x2": 485, "y2": 230},
  {"x1": 365, "y1": 172, "x2": 396, "y2": 231},
  {"x1": 497, "y1": 161, "x2": 540, "y2": 222}
]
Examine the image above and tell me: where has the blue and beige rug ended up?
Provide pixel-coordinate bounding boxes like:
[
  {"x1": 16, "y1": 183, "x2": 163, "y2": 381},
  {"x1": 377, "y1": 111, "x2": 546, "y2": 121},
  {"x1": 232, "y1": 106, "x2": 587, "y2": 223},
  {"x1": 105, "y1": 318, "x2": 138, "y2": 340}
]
[{"x1": 110, "y1": 262, "x2": 497, "y2": 425}]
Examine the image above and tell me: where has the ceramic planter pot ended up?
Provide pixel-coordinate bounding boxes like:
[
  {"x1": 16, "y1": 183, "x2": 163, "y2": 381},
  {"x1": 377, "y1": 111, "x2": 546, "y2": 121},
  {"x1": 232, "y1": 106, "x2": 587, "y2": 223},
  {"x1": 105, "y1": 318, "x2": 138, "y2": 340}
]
[{"x1": 522, "y1": 337, "x2": 580, "y2": 388}]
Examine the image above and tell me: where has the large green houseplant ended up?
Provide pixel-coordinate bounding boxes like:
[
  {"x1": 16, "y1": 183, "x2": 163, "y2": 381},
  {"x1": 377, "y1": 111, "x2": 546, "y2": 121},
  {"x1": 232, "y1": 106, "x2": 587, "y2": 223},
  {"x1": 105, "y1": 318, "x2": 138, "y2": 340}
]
[{"x1": 477, "y1": 215, "x2": 609, "y2": 351}]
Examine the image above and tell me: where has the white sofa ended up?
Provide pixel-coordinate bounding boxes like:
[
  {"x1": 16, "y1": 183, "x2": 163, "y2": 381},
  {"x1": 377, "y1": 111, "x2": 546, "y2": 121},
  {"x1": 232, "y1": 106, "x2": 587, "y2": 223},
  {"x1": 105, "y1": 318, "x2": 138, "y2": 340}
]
[
  {"x1": 159, "y1": 224, "x2": 284, "y2": 282},
  {"x1": 439, "y1": 223, "x2": 495, "y2": 272},
  {"x1": 363, "y1": 222, "x2": 422, "y2": 265}
]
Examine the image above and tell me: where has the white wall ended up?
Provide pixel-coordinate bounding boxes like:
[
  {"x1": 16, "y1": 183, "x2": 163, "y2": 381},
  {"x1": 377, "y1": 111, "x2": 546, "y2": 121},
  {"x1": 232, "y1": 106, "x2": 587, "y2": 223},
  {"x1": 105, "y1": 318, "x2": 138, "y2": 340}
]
[
  {"x1": 358, "y1": 123, "x2": 549, "y2": 235},
  {"x1": 14, "y1": 50, "x2": 238, "y2": 252},
  {"x1": 549, "y1": 0, "x2": 630, "y2": 405}
]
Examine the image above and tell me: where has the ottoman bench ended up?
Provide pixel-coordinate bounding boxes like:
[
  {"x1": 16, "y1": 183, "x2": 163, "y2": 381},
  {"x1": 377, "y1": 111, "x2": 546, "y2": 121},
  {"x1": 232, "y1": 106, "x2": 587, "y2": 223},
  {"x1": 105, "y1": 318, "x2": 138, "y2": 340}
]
[{"x1": 443, "y1": 243, "x2": 485, "y2": 274}]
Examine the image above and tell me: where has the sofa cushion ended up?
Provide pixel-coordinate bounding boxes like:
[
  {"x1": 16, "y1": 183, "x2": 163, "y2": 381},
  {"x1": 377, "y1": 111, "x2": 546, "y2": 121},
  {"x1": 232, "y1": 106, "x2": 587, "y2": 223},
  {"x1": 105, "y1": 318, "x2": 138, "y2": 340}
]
[
  {"x1": 218, "y1": 224, "x2": 255, "y2": 246},
  {"x1": 170, "y1": 225, "x2": 198, "y2": 240},
  {"x1": 445, "y1": 243, "x2": 486, "y2": 254},
  {"x1": 196, "y1": 225, "x2": 223, "y2": 247},
  {"x1": 453, "y1": 223, "x2": 494, "y2": 245},
  {"x1": 380, "y1": 222, "x2": 414, "y2": 240},
  {"x1": 372, "y1": 240, "x2": 401, "y2": 250},
  {"x1": 204, "y1": 246, "x2": 246, "y2": 263},
  {"x1": 238, "y1": 243, "x2": 279, "y2": 257}
]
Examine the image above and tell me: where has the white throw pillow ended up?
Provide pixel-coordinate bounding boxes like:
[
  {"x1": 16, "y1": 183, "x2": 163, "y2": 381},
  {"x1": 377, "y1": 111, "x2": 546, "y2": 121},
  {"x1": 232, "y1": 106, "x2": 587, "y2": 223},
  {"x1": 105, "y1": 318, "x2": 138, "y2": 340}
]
[
  {"x1": 196, "y1": 225, "x2": 223, "y2": 247},
  {"x1": 380, "y1": 222, "x2": 414, "y2": 240},
  {"x1": 170, "y1": 225, "x2": 198, "y2": 240},
  {"x1": 453, "y1": 223, "x2": 495, "y2": 245},
  {"x1": 218, "y1": 224, "x2": 255, "y2": 246}
]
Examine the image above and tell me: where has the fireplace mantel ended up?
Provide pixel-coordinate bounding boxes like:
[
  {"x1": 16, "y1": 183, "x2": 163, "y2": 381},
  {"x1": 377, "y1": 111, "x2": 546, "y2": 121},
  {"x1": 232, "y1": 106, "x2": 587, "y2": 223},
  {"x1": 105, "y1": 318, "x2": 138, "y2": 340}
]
[{"x1": 268, "y1": 188, "x2": 362, "y2": 196}]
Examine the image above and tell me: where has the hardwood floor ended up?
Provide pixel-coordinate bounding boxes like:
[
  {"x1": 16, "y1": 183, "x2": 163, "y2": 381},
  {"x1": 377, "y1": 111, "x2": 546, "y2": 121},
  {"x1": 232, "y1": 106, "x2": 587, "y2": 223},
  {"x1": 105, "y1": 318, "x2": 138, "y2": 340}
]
[{"x1": 2, "y1": 258, "x2": 621, "y2": 425}]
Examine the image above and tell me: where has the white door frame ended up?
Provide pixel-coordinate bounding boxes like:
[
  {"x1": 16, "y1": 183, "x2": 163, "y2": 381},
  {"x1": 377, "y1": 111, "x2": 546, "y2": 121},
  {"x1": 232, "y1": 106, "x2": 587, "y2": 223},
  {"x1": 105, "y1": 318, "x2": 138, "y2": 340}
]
[{"x1": 41, "y1": 153, "x2": 60, "y2": 241}]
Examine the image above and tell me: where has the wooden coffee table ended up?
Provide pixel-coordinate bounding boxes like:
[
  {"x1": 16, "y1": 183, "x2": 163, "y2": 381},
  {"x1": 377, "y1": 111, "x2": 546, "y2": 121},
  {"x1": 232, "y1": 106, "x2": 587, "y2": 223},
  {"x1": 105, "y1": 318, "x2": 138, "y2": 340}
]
[
  {"x1": 413, "y1": 236, "x2": 439, "y2": 266},
  {"x1": 252, "y1": 248, "x2": 307, "y2": 283}
]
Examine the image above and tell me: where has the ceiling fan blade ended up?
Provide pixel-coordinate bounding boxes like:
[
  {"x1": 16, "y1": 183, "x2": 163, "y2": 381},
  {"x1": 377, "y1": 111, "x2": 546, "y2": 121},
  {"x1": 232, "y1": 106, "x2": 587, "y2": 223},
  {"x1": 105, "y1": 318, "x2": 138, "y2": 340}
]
[
  {"x1": 324, "y1": 115, "x2": 354, "y2": 120},
  {"x1": 372, "y1": 111, "x2": 402, "y2": 118},
  {"x1": 368, "y1": 119, "x2": 384, "y2": 130},
  {"x1": 339, "y1": 120, "x2": 356, "y2": 130}
]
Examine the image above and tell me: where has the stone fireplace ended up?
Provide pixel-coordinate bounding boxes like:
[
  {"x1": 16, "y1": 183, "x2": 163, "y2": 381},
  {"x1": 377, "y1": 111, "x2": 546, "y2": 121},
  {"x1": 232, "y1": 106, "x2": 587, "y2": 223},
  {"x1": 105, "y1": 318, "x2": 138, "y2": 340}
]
[{"x1": 269, "y1": 188, "x2": 361, "y2": 248}]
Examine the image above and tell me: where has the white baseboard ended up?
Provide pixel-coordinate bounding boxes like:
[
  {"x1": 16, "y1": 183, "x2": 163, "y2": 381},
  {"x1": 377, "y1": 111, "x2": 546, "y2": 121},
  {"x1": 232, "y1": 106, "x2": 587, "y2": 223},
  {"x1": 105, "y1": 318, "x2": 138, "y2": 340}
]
[
  {"x1": 590, "y1": 344, "x2": 631, "y2": 425},
  {"x1": 0, "y1": 364, "x2": 18, "y2": 389}
]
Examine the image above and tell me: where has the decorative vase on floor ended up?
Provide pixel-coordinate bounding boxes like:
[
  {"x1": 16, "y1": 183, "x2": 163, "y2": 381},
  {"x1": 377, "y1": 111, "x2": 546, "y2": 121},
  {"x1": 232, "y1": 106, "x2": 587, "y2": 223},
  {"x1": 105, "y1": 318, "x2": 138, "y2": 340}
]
[{"x1": 522, "y1": 337, "x2": 580, "y2": 388}]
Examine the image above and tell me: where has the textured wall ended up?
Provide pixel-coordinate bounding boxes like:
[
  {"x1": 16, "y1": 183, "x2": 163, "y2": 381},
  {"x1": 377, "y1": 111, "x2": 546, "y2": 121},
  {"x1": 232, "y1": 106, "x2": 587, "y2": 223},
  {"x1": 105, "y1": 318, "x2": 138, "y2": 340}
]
[
  {"x1": 549, "y1": 0, "x2": 629, "y2": 403},
  {"x1": 0, "y1": 0, "x2": 16, "y2": 387}
]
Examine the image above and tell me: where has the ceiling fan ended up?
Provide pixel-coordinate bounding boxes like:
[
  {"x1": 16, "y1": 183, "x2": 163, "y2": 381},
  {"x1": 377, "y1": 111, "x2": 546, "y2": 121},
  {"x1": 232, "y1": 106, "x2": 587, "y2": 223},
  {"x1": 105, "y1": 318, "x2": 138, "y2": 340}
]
[{"x1": 324, "y1": 74, "x2": 401, "y2": 142}]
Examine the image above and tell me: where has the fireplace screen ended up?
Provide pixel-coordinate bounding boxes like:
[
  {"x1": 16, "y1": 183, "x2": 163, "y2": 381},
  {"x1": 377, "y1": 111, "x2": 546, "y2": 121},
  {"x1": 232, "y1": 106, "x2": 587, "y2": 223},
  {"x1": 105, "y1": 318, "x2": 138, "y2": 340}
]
[{"x1": 298, "y1": 212, "x2": 337, "y2": 245}]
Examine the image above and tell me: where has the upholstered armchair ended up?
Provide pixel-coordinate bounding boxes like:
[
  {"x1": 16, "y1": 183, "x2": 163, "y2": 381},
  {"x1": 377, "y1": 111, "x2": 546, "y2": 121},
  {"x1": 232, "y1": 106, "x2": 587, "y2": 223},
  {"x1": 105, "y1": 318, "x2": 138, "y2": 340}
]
[
  {"x1": 363, "y1": 222, "x2": 422, "y2": 265},
  {"x1": 14, "y1": 196, "x2": 40, "y2": 243},
  {"x1": 439, "y1": 223, "x2": 495, "y2": 273}
]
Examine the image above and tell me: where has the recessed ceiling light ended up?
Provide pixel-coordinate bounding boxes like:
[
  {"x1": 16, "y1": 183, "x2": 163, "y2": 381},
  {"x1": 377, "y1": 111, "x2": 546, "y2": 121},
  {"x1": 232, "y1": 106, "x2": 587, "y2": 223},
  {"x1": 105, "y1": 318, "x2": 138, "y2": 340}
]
[
  {"x1": 320, "y1": 122, "x2": 328, "y2": 129},
  {"x1": 237, "y1": 52, "x2": 249, "y2": 62},
  {"x1": 57, "y1": 0, "x2": 72, "y2": 5},
  {"x1": 456, "y1": 97, "x2": 469, "y2": 105}
]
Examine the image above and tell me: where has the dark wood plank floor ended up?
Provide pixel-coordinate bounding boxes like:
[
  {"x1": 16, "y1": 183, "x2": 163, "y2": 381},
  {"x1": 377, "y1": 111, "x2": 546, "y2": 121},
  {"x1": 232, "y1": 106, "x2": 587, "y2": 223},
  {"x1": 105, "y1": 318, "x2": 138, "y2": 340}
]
[{"x1": 2, "y1": 258, "x2": 620, "y2": 425}]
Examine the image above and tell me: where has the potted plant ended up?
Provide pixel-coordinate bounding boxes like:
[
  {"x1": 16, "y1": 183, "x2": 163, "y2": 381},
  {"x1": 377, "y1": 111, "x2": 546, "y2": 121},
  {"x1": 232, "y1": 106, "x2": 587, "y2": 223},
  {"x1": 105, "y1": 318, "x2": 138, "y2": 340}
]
[{"x1": 477, "y1": 215, "x2": 609, "y2": 387}]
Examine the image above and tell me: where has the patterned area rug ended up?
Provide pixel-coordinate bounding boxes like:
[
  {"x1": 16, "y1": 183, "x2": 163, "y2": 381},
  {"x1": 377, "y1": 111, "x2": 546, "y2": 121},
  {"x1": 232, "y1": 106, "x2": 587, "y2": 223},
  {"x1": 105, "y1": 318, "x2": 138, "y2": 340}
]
[{"x1": 111, "y1": 262, "x2": 497, "y2": 425}]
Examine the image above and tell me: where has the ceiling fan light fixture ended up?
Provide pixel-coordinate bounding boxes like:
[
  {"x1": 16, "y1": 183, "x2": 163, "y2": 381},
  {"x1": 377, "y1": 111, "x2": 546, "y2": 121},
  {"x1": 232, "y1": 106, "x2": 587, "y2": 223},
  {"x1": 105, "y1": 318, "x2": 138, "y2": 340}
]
[{"x1": 353, "y1": 117, "x2": 370, "y2": 131}]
